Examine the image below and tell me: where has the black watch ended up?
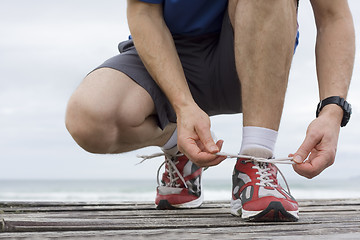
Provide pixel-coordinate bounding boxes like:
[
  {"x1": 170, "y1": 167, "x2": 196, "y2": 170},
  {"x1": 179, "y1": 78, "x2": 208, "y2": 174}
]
[{"x1": 316, "y1": 96, "x2": 352, "y2": 127}]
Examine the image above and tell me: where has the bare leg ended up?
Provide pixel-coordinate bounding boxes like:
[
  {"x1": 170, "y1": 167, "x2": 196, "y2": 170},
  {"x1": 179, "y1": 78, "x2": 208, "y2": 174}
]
[
  {"x1": 228, "y1": 0, "x2": 298, "y2": 131},
  {"x1": 65, "y1": 68, "x2": 176, "y2": 154},
  {"x1": 228, "y1": 2, "x2": 300, "y2": 222}
]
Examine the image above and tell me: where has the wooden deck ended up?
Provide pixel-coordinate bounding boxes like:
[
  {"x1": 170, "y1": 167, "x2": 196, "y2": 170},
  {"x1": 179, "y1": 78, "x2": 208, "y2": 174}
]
[{"x1": 1, "y1": 199, "x2": 360, "y2": 239}]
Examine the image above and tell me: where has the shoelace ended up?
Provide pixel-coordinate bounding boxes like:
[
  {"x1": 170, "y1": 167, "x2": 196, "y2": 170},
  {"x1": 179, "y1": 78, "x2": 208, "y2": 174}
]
[
  {"x1": 216, "y1": 152, "x2": 294, "y2": 194},
  {"x1": 138, "y1": 152, "x2": 189, "y2": 189},
  {"x1": 138, "y1": 152, "x2": 295, "y2": 194},
  {"x1": 215, "y1": 152, "x2": 295, "y2": 164},
  {"x1": 253, "y1": 163, "x2": 277, "y2": 188}
]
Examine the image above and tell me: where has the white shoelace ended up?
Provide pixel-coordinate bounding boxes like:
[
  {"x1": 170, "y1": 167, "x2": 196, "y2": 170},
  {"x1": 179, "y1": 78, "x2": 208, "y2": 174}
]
[
  {"x1": 138, "y1": 152, "x2": 188, "y2": 188},
  {"x1": 137, "y1": 152, "x2": 294, "y2": 194},
  {"x1": 215, "y1": 152, "x2": 295, "y2": 165},
  {"x1": 215, "y1": 152, "x2": 294, "y2": 194},
  {"x1": 253, "y1": 163, "x2": 277, "y2": 188}
]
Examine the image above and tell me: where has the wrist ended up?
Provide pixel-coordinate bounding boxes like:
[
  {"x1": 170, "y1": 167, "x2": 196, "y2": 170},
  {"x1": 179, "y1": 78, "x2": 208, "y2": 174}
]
[
  {"x1": 172, "y1": 95, "x2": 197, "y2": 114},
  {"x1": 318, "y1": 104, "x2": 343, "y2": 125},
  {"x1": 316, "y1": 96, "x2": 352, "y2": 127}
]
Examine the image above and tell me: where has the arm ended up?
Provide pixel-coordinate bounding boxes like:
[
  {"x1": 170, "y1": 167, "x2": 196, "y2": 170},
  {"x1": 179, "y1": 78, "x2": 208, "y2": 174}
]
[
  {"x1": 293, "y1": 0, "x2": 355, "y2": 178},
  {"x1": 126, "y1": 0, "x2": 225, "y2": 166}
]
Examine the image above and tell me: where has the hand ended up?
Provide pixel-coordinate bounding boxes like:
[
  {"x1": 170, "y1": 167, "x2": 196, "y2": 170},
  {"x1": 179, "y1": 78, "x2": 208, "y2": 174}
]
[
  {"x1": 291, "y1": 106, "x2": 342, "y2": 178},
  {"x1": 176, "y1": 103, "x2": 227, "y2": 167}
]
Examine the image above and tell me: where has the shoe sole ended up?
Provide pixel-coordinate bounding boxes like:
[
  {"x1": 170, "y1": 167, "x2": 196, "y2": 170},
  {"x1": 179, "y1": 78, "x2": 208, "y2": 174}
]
[
  {"x1": 156, "y1": 193, "x2": 204, "y2": 210},
  {"x1": 232, "y1": 201, "x2": 299, "y2": 222},
  {"x1": 156, "y1": 175, "x2": 204, "y2": 210},
  {"x1": 156, "y1": 200, "x2": 177, "y2": 210}
]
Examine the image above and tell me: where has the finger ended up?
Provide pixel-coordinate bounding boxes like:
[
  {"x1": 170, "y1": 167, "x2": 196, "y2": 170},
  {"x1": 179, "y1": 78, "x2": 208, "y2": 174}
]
[
  {"x1": 212, "y1": 140, "x2": 227, "y2": 165},
  {"x1": 193, "y1": 140, "x2": 226, "y2": 167},
  {"x1": 293, "y1": 161, "x2": 323, "y2": 179},
  {"x1": 203, "y1": 155, "x2": 227, "y2": 167},
  {"x1": 293, "y1": 132, "x2": 322, "y2": 164},
  {"x1": 195, "y1": 125, "x2": 219, "y2": 153},
  {"x1": 180, "y1": 140, "x2": 226, "y2": 167},
  {"x1": 292, "y1": 152, "x2": 333, "y2": 179},
  {"x1": 178, "y1": 137, "x2": 200, "y2": 159},
  {"x1": 179, "y1": 138, "x2": 217, "y2": 163},
  {"x1": 191, "y1": 151, "x2": 226, "y2": 167},
  {"x1": 196, "y1": 138, "x2": 223, "y2": 152},
  {"x1": 216, "y1": 139, "x2": 224, "y2": 151},
  {"x1": 196, "y1": 152, "x2": 227, "y2": 167}
]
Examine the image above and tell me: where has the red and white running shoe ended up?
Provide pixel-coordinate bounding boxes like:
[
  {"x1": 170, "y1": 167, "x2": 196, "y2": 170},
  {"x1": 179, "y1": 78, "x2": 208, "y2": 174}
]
[
  {"x1": 155, "y1": 147, "x2": 203, "y2": 209},
  {"x1": 231, "y1": 157, "x2": 299, "y2": 221}
]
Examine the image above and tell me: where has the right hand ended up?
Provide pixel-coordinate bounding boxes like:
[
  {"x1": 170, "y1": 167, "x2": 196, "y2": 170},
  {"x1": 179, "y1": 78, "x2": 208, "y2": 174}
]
[
  {"x1": 291, "y1": 105, "x2": 342, "y2": 178},
  {"x1": 176, "y1": 103, "x2": 226, "y2": 167}
]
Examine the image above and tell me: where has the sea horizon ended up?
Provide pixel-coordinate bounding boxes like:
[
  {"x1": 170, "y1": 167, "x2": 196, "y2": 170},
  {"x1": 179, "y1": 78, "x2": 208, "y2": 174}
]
[{"x1": 0, "y1": 178, "x2": 359, "y2": 202}]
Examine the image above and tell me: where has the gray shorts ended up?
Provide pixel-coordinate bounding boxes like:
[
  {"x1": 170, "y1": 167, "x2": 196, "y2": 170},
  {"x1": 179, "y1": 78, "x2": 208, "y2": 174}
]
[{"x1": 93, "y1": 11, "x2": 241, "y2": 129}]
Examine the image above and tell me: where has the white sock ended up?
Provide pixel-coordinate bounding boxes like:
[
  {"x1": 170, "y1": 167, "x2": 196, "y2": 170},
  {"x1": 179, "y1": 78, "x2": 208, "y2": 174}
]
[
  {"x1": 240, "y1": 126, "x2": 278, "y2": 158},
  {"x1": 161, "y1": 128, "x2": 177, "y2": 150}
]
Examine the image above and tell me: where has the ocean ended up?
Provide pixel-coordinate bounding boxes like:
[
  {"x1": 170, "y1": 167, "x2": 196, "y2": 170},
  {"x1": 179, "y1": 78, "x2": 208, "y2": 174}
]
[{"x1": 1, "y1": 178, "x2": 359, "y2": 202}]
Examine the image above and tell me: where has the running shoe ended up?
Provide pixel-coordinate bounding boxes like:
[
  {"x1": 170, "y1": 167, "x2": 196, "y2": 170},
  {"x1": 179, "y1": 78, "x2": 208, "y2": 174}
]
[
  {"x1": 231, "y1": 157, "x2": 299, "y2": 221},
  {"x1": 155, "y1": 147, "x2": 203, "y2": 209}
]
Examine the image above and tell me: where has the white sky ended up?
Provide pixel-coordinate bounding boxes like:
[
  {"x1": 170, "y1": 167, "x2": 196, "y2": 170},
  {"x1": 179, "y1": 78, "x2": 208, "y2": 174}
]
[{"x1": 0, "y1": 0, "x2": 359, "y2": 183}]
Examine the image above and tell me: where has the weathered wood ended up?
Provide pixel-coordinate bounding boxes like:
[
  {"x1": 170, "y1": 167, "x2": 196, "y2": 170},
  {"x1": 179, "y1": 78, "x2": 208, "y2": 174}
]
[{"x1": 1, "y1": 199, "x2": 360, "y2": 239}]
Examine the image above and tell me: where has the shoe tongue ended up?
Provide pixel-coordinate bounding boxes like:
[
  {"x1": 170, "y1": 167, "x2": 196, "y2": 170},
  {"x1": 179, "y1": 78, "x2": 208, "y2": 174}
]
[{"x1": 257, "y1": 162, "x2": 268, "y2": 168}]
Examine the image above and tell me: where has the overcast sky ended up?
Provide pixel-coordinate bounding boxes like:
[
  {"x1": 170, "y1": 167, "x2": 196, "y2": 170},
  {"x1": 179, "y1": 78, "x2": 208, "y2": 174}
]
[{"x1": 0, "y1": 0, "x2": 359, "y2": 183}]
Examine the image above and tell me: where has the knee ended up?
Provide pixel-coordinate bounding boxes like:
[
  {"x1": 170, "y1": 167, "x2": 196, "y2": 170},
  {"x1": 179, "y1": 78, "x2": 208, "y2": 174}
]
[
  {"x1": 65, "y1": 69, "x2": 155, "y2": 153},
  {"x1": 240, "y1": 0, "x2": 292, "y2": 9},
  {"x1": 229, "y1": 0, "x2": 295, "y2": 22},
  {"x1": 255, "y1": 0, "x2": 296, "y2": 17},
  {"x1": 65, "y1": 90, "x2": 147, "y2": 154},
  {"x1": 65, "y1": 93, "x2": 118, "y2": 154}
]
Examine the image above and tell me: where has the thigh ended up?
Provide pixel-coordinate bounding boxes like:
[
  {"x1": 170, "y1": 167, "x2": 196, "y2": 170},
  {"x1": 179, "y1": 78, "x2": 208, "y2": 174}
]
[
  {"x1": 89, "y1": 48, "x2": 176, "y2": 129},
  {"x1": 211, "y1": 9, "x2": 242, "y2": 115},
  {"x1": 173, "y1": 15, "x2": 242, "y2": 117},
  {"x1": 69, "y1": 67, "x2": 155, "y2": 128}
]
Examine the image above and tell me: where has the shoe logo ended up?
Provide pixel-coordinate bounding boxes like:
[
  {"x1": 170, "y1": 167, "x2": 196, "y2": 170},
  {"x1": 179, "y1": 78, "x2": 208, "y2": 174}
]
[
  {"x1": 245, "y1": 185, "x2": 252, "y2": 199},
  {"x1": 240, "y1": 185, "x2": 254, "y2": 204}
]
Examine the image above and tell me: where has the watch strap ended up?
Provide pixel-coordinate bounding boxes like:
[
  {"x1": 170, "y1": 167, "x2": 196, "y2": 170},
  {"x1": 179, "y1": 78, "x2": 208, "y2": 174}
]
[{"x1": 316, "y1": 96, "x2": 352, "y2": 127}]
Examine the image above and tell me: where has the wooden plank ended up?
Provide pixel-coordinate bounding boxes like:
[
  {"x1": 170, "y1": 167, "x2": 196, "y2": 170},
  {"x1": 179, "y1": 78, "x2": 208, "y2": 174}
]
[
  {"x1": 2, "y1": 204, "x2": 359, "y2": 218},
  {"x1": 1, "y1": 199, "x2": 360, "y2": 239},
  {"x1": 2, "y1": 211, "x2": 360, "y2": 232},
  {"x1": 2, "y1": 199, "x2": 360, "y2": 214},
  {"x1": 3, "y1": 198, "x2": 359, "y2": 210},
  {"x1": 0, "y1": 223, "x2": 360, "y2": 239},
  {"x1": 0, "y1": 204, "x2": 359, "y2": 221}
]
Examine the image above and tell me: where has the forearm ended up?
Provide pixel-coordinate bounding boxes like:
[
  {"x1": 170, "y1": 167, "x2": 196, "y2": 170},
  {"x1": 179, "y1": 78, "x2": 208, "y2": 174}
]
[
  {"x1": 314, "y1": 6, "x2": 355, "y2": 101},
  {"x1": 292, "y1": 1, "x2": 355, "y2": 178},
  {"x1": 127, "y1": 2, "x2": 195, "y2": 113}
]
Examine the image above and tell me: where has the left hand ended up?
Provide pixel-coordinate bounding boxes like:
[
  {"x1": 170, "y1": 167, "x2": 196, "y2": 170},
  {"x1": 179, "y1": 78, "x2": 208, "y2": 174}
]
[{"x1": 291, "y1": 106, "x2": 342, "y2": 178}]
